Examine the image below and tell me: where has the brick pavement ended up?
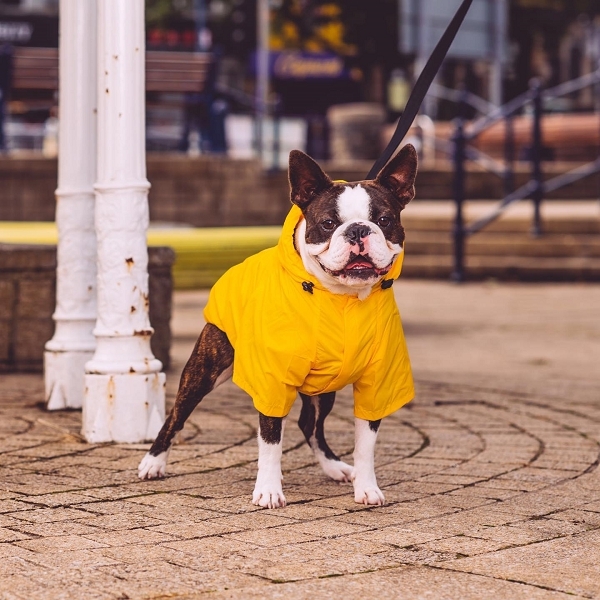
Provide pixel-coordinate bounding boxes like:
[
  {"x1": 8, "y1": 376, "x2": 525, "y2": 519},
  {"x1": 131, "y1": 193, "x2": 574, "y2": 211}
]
[{"x1": 1, "y1": 281, "x2": 600, "y2": 599}]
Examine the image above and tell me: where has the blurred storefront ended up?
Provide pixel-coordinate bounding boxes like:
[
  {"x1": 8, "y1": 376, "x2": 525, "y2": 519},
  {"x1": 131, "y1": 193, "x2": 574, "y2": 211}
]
[
  {"x1": 508, "y1": 0, "x2": 600, "y2": 110},
  {"x1": 0, "y1": 0, "x2": 58, "y2": 47},
  {"x1": 1, "y1": 0, "x2": 599, "y2": 156},
  {"x1": 141, "y1": 0, "x2": 600, "y2": 154}
]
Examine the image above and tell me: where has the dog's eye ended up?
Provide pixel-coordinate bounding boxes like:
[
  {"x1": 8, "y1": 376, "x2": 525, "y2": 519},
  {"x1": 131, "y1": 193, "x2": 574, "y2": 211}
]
[
  {"x1": 321, "y1": 219, "x2": 336, "y2": 231},
  {"x1": 377, "y1": 216, "x2": 392, "y2": 228}
]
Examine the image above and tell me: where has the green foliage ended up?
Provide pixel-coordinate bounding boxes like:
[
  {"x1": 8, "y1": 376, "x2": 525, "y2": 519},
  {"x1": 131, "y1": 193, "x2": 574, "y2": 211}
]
[{"x1": 146, "y1": 0, "x2": 193, "y2": 27}]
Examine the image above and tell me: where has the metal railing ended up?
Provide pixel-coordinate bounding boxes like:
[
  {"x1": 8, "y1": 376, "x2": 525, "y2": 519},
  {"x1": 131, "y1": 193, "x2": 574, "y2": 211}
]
[{"x1": 448, "y1": 67, "x2": 600, "y2": 281}]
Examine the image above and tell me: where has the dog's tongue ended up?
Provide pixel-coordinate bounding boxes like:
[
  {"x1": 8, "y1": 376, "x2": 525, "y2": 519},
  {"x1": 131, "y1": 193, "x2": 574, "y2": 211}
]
[{"x1": 346, "y1": 258, "x2": 373, "y2": 270}]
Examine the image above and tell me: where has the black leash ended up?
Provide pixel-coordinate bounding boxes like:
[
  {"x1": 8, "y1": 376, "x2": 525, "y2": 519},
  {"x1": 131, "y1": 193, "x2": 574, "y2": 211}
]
[{"x1": 366, "y1": 0, "x2": 474, "y2": 180}]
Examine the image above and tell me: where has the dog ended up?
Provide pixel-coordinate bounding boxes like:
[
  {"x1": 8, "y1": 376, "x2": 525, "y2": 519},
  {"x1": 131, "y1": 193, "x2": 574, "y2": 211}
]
[{"x1": 138, "y1": 144, "x2": 418, "y2": 508}]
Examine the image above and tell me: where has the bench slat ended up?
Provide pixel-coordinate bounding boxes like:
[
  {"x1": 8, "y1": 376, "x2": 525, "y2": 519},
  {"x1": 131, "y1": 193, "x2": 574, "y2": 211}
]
[
  {"x1": 12, "y1": 79, "x2": 58, "y2": 90},
  {"x1": 146, "y1": 82, "x2": 205, "y2": 93},
  {"x1": 146, "y1": 69, "x2": 208, "y2": 81}
]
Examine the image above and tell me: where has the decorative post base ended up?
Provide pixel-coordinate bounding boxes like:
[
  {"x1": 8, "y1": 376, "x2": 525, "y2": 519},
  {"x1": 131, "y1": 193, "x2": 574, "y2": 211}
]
[
  {"x1": 44, "y1": 350, "x2": 94, "y2": 410},
  {"x1": 82, "y1": 372, "x2": 166, "y2": 443}
]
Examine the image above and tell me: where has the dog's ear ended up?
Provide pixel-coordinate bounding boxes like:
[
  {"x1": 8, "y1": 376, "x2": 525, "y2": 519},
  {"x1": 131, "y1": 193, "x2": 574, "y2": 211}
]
[
  {"x1": 374, "y1": 144, "x2": 418, "y2": 209},
  {"x1": 289, "y1": 150, "x2": 333, "y2": 210}
]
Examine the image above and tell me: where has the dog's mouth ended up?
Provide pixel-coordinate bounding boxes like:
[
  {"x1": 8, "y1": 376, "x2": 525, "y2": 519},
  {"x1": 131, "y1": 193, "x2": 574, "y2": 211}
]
[{"x1": 319, "y1": 254, "x2": 393, "y2": 280}]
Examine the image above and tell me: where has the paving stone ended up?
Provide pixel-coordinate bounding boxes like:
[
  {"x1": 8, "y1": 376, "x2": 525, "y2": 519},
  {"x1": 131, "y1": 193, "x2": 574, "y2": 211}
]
[
  {"x1": 227, "y1": 525, "x2": 320, "y2": 547},
  {"x1": 15, "y1": 534, "x2": 109, "y2": 552},
  {"x1": 417, "y1": 534, "x2": 511, "y2": 556},
  {"x1": 496, "y1": 492, "x2": 587, "y2": 516},
  {"x1": 164, "y1": 535, "x2": 261, "y2": 556},
  {"x1": 12, "y1": 491, "x2": 99, "y2": 508},
  {"x1": 0, "y1": 527, "x2": 32, "y2": 543},
  {"x1": 81, "y1": 527, "x2": 179, "y2": 547},
  {"x1": 348, "y1": 526, "x2": 445, "y2": 548},
  {"x1": 71, "y1": 499, "x2": 160, "y2": 516},
  {"x1": 442, "y1": 529, "x2": 600, "y2": 598},
  {"x1": 7, "y1": 506, "x2": 91, "y2": 523},
  {"x1": 150, "y1": 511, "x2": 296, "y2": 540},
  {"x1": 0, "y1": 499, "x2": 38, "y2": 514},
  {"x1": 278, "y1": 518, "x2": 369, "y2": 539},
  {"x1": 0, "y1": 514, "x2": 23, "y2": 527},
  {"x1": 78, "y1": 512, "x2": 169, "y2": 531},
  {"x1": 94, "y1": 542, "x2": 196, "y2": 565},
  {"x1": 446, "y1": 486, "x2": 525, "y2": 501},
  {"x1": 9, "y1": 520, "x2": 100, "y2": 537},
  {"x1": 547, "y1": 509, "x2": 600, "y2": 527},
  {"x1": 262, "y1": 503, "x2": 348, "y2": 520}
]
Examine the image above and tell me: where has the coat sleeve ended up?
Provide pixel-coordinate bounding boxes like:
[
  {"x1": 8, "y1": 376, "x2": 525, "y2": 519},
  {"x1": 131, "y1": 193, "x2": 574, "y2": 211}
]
[{"x1": 353, "y1": 311, "x2": 414, "y2": 421}]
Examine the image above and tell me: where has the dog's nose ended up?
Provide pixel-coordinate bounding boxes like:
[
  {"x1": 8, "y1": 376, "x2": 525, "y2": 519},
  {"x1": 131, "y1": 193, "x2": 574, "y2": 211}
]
[{"x1": 344, "y1": 223, "x2": 371, "y2": 245}]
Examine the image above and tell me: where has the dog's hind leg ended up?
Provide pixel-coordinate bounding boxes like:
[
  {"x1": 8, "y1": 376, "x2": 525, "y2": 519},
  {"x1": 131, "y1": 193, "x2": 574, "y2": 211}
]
[
  {"x1": 298, "y1": 392, "x2": 354, "y2": 482},
  {"x1": 138, "y1": 323, "x2": 234, "y2": 480}
]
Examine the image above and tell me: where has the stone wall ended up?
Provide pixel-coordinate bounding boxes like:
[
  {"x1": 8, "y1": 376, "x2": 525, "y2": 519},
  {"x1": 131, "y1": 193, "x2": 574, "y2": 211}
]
[
  {"x1": 2, "y1": 155, "x2": 597, "y2": 227},
  {"x1": 0, "y1": 244, "x2": 175, "y2": 373}
]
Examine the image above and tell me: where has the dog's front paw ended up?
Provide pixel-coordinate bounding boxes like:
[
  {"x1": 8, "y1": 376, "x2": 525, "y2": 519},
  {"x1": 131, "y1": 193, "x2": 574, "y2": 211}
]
[
  {"x1": 138, "y1": 451, "x2": 168, "y2": 480},
  {"x1": 252, "y1": 482, "x2": 286, "y2": 508},
  {"x1": 353, "y1": 481, "x2": 385, "y2": 506},
  {"x1": 321, "y1": 458, "x2": 354, "y2": 482}
]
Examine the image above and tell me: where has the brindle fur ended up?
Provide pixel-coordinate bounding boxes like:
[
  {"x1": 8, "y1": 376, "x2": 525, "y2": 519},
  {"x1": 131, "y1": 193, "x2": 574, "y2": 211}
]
[
  {"x1": 258, "y1": 413, "x2": 283, "y2": 445},
  {"x1": 298, "y1": 392, "x2": 340, "y2": 461},
  {"x1": 289, "y1": 146, "x2": 417, "y2": 249},
  {"x1": 298, "y1": 392, "x2": 381, "y2": 457},
  {"x1": 147, "y1": 323, "x2": 233, "y2": 457},
  {"x1": 368, "y1": 419, "x2": 381, "y2": 433}
]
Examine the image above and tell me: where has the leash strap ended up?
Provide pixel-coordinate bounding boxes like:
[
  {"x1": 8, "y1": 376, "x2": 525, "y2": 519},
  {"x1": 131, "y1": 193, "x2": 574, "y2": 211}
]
[{"x1": 366, "y1": 0, "x2": 474, "y2": 179}]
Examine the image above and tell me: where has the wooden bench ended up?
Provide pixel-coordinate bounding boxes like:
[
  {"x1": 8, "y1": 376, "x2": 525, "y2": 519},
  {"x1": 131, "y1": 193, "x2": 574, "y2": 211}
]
[{"x1": 7, "y1": 46, "x2": 214, "y2": 112}]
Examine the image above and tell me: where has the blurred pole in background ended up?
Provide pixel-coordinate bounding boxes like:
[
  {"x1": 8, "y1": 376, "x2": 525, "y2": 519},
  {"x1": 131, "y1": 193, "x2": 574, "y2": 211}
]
[
  {"x1": 193, "y1": 0, "x2": 210, "y2": 51},
  {"x1": 416, "y1": 1, "x2": 437, "y2": 118},
  {"x1": 256, "y1": 0, "x2": 269, "y2": 162},
  {"x1": 490, "y1": 0, "x2": 507, "y2": 107},
  {"x1": 401, "y1": 0, "x2": 507, "y2": 116}
]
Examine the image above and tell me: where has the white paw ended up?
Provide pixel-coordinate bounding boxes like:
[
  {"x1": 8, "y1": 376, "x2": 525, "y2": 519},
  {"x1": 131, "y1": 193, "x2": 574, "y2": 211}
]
[
  {"x1": 321, "y1": 458, "x2": 354, "y2": 482},
  {"x1": 353, "y1": 482, "x2": 385, "y2": 506},
  {"x1": 252, "y1": 481, "x2": 286, "y2": 508},
  {"x1": 138, "y1": 451, "x2": 168, "y2": 480}
]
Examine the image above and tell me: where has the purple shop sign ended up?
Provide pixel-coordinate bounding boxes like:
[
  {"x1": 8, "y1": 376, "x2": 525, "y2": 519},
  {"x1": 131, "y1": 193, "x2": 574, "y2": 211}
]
[{"x1": 251, "y1": 51, "x2": 352, "y2": 80}]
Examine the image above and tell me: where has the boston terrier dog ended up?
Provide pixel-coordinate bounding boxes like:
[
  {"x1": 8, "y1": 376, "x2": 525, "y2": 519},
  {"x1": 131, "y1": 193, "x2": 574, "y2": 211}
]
[{"x1": 139, "y1": 144, "x2": 418, "y2": 508}]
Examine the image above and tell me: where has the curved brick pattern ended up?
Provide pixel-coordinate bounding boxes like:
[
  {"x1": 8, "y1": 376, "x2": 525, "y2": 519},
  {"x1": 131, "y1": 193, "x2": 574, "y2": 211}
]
[{"x1": 0, "y1": 282, "x2": 599, "y2": 599}]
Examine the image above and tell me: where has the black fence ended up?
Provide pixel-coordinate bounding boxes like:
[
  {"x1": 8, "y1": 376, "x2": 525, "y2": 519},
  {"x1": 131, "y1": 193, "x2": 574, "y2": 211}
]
[{"x1": 435, "y1": 67, "x2": 600, "y2": 281}]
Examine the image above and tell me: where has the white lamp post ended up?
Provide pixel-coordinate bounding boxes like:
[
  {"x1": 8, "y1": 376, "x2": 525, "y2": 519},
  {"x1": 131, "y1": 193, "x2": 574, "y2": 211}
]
[
  {"x1": 44, "y1": 0, "x2": 97, "y2": 411},
  {"x1": 82, "y1": 0, "x2": 165, "y2": 443}
]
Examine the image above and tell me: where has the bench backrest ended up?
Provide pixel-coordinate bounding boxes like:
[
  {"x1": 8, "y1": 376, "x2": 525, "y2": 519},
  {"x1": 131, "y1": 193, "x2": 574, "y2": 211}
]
[{"x1": 10, "y1": 47, "x2": 212, "y2": 94}]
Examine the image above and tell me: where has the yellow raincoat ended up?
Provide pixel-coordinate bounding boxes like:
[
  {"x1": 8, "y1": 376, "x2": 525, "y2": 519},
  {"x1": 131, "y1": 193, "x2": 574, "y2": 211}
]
[{"x1": 203, "y1": 205, "x2": 414, "y2": 420}]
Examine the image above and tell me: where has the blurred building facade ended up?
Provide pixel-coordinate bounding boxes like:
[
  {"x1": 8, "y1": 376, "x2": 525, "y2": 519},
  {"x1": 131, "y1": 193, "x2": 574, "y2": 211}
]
[{"x1": 0, "y1": 0, "x2": 599, "y2": 155}]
